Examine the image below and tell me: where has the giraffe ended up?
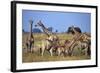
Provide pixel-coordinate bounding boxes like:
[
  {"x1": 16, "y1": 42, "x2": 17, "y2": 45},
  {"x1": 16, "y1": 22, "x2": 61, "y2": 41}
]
[
  {"x1": 64, "y1": 26, "x2": 91, "y2": 56},
  {"x1": 25, "y1": 19, "x2": 34, "y2": 53},
  {"x1": 70, "y1": 26, "x2": 81, "y2": 34},
  {"x1": 70, "y1": 26, "x2": 90, "y2": 43},
  {"x1": 35, "y1": 20, "x2": 53, "y2": 37},
  {"x1": 35, "y1": 20, "x2": 59, "y2": 41},
  {"x1": 50, "y1": 35, "x2": 83, "y2": 56},
  {"x1": 79, "y1": 33, "x2": 91, "y2": 56},
  {"x1": 35, "y1": 20, "x2": 59, "y2": 56}
]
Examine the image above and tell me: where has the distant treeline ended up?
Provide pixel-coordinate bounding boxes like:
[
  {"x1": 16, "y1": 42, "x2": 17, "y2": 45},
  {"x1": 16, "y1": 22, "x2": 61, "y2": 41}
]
[{"x1": 23, "y1": 26, "x2": 82, "y2": 34}]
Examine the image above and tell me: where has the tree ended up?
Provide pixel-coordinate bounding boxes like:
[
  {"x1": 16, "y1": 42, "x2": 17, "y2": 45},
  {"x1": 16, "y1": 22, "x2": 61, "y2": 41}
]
[
  {"x1": 67, "y1": 26, "x2": 82, "y2": 34},
  {"x1": 47, "y1": 27, "x2": 53, "y2": 32},
  {"x1": 55, "y1": 30, "x2": 58, "y2": 33},
  {"x1": 32, "y1": 28, "x2": 42, "y2": 33},
  {"x1": 22, "y1": 29, "x2": 25, "y2": 32}
]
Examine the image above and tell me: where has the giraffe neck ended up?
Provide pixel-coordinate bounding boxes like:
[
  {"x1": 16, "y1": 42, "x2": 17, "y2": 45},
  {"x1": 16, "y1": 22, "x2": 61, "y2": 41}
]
[
  {"x1": 39, "y1": 23, "x2": 53, "y2": 37},
  {"x1": 72, "y1": 27, "x2": 79, "y2": 35},
  {"x1": 68, "y1": 34, "x2": 82, "y2": 48}
]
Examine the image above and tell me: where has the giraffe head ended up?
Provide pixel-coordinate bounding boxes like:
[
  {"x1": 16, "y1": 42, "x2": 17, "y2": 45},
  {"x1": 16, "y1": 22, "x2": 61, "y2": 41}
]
[
  {"x1": 35, "y1": 20, "x2": 44, "y2": 27},
  {"x1": 29, "y1": 19, "x2": 33, "y2": 24},
  {"x1": 70, "y1": 25, "x2": 75, "y2": 32},
  {"x1": 69, "y1": 25, "x2": 81, "y2": 34}
]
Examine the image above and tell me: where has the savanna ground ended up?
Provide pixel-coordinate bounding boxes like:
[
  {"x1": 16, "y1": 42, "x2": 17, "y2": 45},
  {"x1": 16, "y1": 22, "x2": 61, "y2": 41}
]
[{"x1": 22, "y1": 33, "x2": 91, "y2": 63}]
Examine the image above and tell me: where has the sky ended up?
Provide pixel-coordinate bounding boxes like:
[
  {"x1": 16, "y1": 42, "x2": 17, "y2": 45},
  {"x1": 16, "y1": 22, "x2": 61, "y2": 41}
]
[{"x1": 22, "y1": 10, "x2": 91, "y2": 33}]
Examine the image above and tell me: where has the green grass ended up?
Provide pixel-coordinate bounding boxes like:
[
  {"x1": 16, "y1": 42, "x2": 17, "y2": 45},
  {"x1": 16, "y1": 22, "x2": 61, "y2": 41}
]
[{"x1": 22, "y1": 33, "x2": 91, "y2": 63}]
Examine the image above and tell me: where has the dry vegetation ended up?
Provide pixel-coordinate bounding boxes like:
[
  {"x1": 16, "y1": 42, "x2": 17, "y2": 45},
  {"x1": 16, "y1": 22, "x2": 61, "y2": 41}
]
[{"x1": 22, "y1": 33, "x2": 90, "y2": 63}]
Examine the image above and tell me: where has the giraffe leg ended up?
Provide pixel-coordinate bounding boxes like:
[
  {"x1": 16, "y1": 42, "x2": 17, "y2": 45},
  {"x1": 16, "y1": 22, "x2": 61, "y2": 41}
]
[
  {"x1": 49, "y1": 48, "x2": 53, "y2": 56},
  {"x1": 41, "y1": 48, "x2": 45, "y2": 56},
  {"x1": 58, "y1": 48, "x2": 61, "y2": 56}
]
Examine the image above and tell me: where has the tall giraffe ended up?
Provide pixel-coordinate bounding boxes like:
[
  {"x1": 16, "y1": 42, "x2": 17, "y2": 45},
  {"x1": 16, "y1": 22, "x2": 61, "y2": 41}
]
[
  {"x1": 26, "y1": 19, "x2": 34, "y2": 53},
  {"x1": 51, "y1": 33, "x2": 83, "y2": 56},
  {"x1": 70, "y1": 26, "x2": 82, "y2": 41},
  {"x1": 35, "y1": 20, "x2": 59, "y2": 42},
  {"x1": 71, "y1": 26, "x2": 80, "y2": 35},
  {"x1": 63, "y1": 34, "x2": 83, "y2": 56},
  {"x1": 65, "y1": 30, "x2": 91, "y2": 56},
  {"x1": 35, "y1": 20, "x2": 53, "y2": 37},
  {"x1": 35, "y1": 20, "x2": 59, "y2": 56}
]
